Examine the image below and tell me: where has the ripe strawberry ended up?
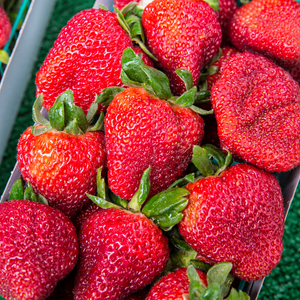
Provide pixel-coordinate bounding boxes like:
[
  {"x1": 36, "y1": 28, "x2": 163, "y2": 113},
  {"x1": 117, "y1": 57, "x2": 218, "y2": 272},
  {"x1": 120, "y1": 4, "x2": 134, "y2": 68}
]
[
  {"x1": 178, "y1": 146, "x2": 285, "y2": 282},
  {"x1": 0, "y1": 7, "x2": 11, "y2": 48},
  {"x1": 146, "y1": 263, "x2": 250, "y2": 300},
  {"x1": 17, "y1": 91, "x2": 106, "y2": 219},
  {"x1": 142, "y1": 0, "x2": 222, "y2": 95},
  {"x1": 103, "y1": 48, "x2": 205, "y2": 201},
  {"x1": 114, "y1": 0, "x2": 138, "y2": 10},
  {"x1": 206, "y1": 47, "x2": 240, "y2": 91},
  {"x1": 35, "y1": 7, "x2": 153, "y2": 114},
  {"x1": 0, "y1": 181, "x2": 78, "y2": 300},
  {"x1": 74, "y1": 168, "x2": 189, "y2": 299},
  {"x1": 289, "y1": 63, "x2": 300, "y2": 84},
  {"x1": 210, "y1": 52, "x2": 300, "y2": 173},
  {"x1": 228, "y1": 0, "x2": 300, "y2": 69}
]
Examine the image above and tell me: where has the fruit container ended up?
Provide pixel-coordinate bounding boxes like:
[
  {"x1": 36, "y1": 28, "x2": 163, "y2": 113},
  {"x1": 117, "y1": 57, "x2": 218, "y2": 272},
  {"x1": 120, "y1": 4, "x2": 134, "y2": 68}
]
[
  {"x1": 0, "y1": 0, "x2": 300, "y2": 299},
  {"x1": 0, "y1": 0, "x2": 56, "y2": 164}
]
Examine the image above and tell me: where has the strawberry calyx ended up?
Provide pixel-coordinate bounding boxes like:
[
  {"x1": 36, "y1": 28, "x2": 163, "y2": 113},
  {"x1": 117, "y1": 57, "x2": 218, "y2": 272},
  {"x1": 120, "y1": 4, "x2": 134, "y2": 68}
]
[
  {"x1": 32, "y1": 90, "x2": 104, "y2": 136},
  {"x1": 97, "y1": 48, "x2": 212, "y2": 115},
  {"x1": 87, "y1": 167, "x2": 189, "y2": 231},
  {"x1": 115, "y1": 2, "x2": 157, "y2": 61},
  {"x1": 8, "y1": 178, "x2": 49, "y2": 205},
  {"x1": 187, "y1": 263, "x2": 249, "y2": 300},
  {"x1": 191, "y1": 144, "x2": 233, "y2": 178}
]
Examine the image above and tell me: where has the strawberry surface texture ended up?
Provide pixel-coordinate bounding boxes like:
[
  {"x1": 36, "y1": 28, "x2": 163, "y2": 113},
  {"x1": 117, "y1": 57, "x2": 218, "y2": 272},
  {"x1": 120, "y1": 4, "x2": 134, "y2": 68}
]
[
  {"x1": 179, "y1": 164, "x2": 285, "y2": 282},
  {"x1": 17, "y1": 127, "x2": 106, "y2": 219},
  {"x1": 0, "y1": 7, "x2": 11, "y2": 48},
  {"x1": 0, "y1": 200, "x2": 78, "y2": 300},
  {"x1": 211, "y1": 52, "x2": 300, "y2": 172},
  {"x1": 142, "y1": 0, "x2": 222, "y2": 95},
  {"x1": 146, "y1": 268, "x2": 207, "y2": 300},
  {"x1": 228, "y1": 0, "x2": 300, "y2": 68},
  {"x1": 105, "y1": 87, "x2": 204, "y2": 200},
  {"x1": 74, "y1": 208, "x2": 169, "y2": 299},
  {"x1": 36, "y1": 8, "x2": 134, "y2": 114}
]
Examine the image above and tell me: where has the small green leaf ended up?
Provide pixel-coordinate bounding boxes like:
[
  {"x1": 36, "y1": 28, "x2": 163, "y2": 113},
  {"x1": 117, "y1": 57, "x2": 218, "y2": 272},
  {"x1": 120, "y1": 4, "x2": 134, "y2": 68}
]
[
  {"x1": 8, "y1": 178, "x2": 24, "y2": 200},
  {"x1": 86, "y1": 102, "x2": 99, "y2": 124},
  {"x1": 37, "y1": 194, "x2": 49, "y2": 205},
  {"x1": 87, "y1": 194, "x2": 121, "y2": 210},
  {"x1": 140, "y1": 65, "x2": 173, "y2": 99},
  {"x1": 153, "y1": 211, "x2": 185, "y2": 230},
  {"x1": 24, "y1": 183, "x2": 38, "y2": 202},
  {"x1": 0, "y1": 50, "x2": 9, "y2": 64},
  {"x1": 98, "y1": 4, "x2": 109, "y2": 10},
  {"x1": 187, "y1": 265, "x2": 207, "y2": 300},
  {"x1": 195, "y1": 91, "x2": 211, "y2": 103},
  {"x1": 109, "y1": 191, "x2": 129, "y2": 208},
  {"x1": 202, "y1": 0, "x2": 220, "y2": 10},
  {"x1": 175, "y1": 69, "x2": 194, "y2": 91},
  {"x1": 31, "y1": 124, "x2": 52, "y2": 136},
  {"x1": 174, "y1": 87, "x2": 197, "y2": 108},
  {"x1": 96, "y1": 87, "x2": 125, "y2": 106},
  {"x1": 191, "y1": 260, "x2": 212, "y2": 273},
  {"x1": 199, "y1": 283, "x2": 221, "y2": 300},
  {"x1": 48, "y1": 101, "x2": 65, "y2": 131},
  {"x1": 89, "y1": 111, "x2": 104, "y2": 132},
  {"x1": 207, "y1": 262, "x2": 233, "y2": 288},
  {"x1": 32, "y1": 95, "x2": 49, "y2": 126},
  {"x1": 115, "y1": 6, "x2": 131, "y2": 36},
  {"x1": 215, "y1": 149, "x2": 233, "y2": 175},
  {"x1": 202, "y1": 144, "x2": 227, "y2": 170},
  {"x1": 96, "y1": 167, "x2": 106, "y2": 199},
  {"x1": 129, "y1": 167, "x2": 151, "y2": 212},
  {"x1": 190, "y1": 105, "x2": 213, "y2": 115},
  {"x1": 168, "y1": 173, "x2": 195, "y2": 189},
  {"x1": 225, "y1": 289, "x2": 250, "y2": 300},
  {"x1": 192, "y1": 146, "x2": 215, "y2": 177},
  {"x1": 131, "y1": 21, "x2": 144, "y2": 40}
]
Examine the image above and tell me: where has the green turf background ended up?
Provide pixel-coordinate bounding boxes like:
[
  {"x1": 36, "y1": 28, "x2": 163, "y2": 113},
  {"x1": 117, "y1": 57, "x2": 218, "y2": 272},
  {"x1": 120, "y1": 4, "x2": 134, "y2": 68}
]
[{"x1": 0, "y1": 0, "x2": 299, "y2": 299}]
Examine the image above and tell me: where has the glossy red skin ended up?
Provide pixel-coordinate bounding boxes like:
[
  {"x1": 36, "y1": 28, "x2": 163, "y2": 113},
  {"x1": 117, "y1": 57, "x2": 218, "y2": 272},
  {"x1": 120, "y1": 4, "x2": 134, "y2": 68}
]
[
  {"x1": 228, "y1": 0, "x2": 300, "y2": 69},
  {"x1": 74, "y1": 208, "x2": 169, "y2": 300},
  {"x1": 211, "y1": 52, "x2": 300, "y2": 173},
  {"x1": 146, "y1": 268, "x2": 207, "y2": 300},
  {"x1": 0, "y1": 8, "x2": 11, "y2": 48},
  {"x1": 36, "y1": 9, "x2": 133, "y2": 114},
  {"x1": 114, "y1": 0, "x2": 138, "y2": 10},
  {"x1": 142, "y1": 0, "x2": 222, "y2": 95},
  {"x1": 0, "y1": 200, "x2": 78, "y2": 300},
  {"x1": 105, "y1": 87, "x2": 204, "y2": 200},
  {"x1": 207, "y1": 46, "x2": 240, "y2": 91},
  {"x1": 215, "y1": 0, "x2": 239, "y2": 45},
  {"x1": 17, "y1": 127, "x2": 106, "y2": 219},
  {"x1": 289, "y1": 63, "x2": 300, "y2": 84},
  {"x1": 179, "y1": 164, "x2": 285, "y2": 282}
]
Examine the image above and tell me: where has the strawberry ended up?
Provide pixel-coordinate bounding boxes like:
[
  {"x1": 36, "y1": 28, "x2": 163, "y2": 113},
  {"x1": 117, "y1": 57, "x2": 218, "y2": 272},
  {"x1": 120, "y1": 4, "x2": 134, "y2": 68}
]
[
  {"x1": 206, "y1": 47, "x2": 240, "y2": 91},
  {"x1": 146, "y1": 263, "x2": 250, "y2": 300},
  {"x1": 0, "y1": 7, "x2": 11, "y2": 48},
  {"x1": 289, "y1": 63, "x2": 300, "y2": 84},
  {"x1": 114, "y1": 0, "x2": 139, "y2": 10},
  {"x1": 0, "y1": 180, "x2": 78, "y2": 300},
  {"x1": 74, "y1": 168, "x2": 189, "y2": 299},
  {"x1": 178, "y1": 146, "x2": 285, "y2": 282},
  {"x1": 35, "y1": 7, "x2": 153, "y2": 114},
  {"x1": 17, "y1": 91, "x2": 106, "y2": 219},
  {"x1": 102, "y1": 48, "x2": 206, "y2": 201},
  {"x1": 142, "y1": 0, "x2": 222, "y2": 95},
  {"x1": 228, "y1": 0, "x2": 300, "y2": 69},
  {"x1": 211, "y1": 52, "x2": 300, "y2": 173}
]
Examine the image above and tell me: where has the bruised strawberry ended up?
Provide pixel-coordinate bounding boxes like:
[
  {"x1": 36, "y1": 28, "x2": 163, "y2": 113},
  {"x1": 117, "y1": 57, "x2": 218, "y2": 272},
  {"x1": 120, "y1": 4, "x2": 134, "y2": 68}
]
[
  {"x1": 228, "y1": 0, "x2": 300, "y2": 69},
  {"x1": 74, "y1": 168, "x2": 189, "y2": 299},
  {"x1": 35, "y1": 7, "x2": 154, "y2": 114},
  {"x1": 0, "y1": 181, "x2": 78, "y2": 300},
  {"x1": 211, "y1": 52, "x2": 300, "y2": 173},
  {"x1": 17, "y1": 91, "x2": 106, "y2": 219},
  {"x1": 178, "y1": 146, "x2": 285, "y2": 282},
  {"x1": 103, "y1": 49, "x2": 206, "y2": 201},
  {"x1": 142, "y1": 0, "x2": 222, "y2": 95}
]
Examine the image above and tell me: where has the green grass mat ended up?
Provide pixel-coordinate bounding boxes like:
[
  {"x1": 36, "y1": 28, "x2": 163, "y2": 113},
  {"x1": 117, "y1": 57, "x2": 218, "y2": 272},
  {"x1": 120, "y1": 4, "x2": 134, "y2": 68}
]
[{"x1": 0, "y1": 0, "x2": 299, "y2": 299}]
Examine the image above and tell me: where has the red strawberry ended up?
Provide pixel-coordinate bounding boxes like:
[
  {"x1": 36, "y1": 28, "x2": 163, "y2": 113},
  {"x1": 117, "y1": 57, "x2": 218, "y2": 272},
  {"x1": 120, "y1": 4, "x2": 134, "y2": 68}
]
[
  {"x1": 0, "y1": 7, "x2": 11, "y2": 48},
  {"x1": 146, "y1": 267, "x2": 207, "y2": 300},
  {"x1": 289, "y1": 63, "x2": 300, "y2": 84},
  {"x1": 74, "y1": 168, "x2": 189, "y2": 299},
  {"x1": 17, "y1": 91, "x2": 106, "y2": 219},
  {"x1": 35, "y1": 7, "x2": 153, "y2": 114},
  {"x1": 228, "y1": 0, "x2": 300, "y2": 69},
  {"x1": 206, "y1": 46, "x2": 240, "y2": 91},
  {"x1": 146, "y1": 263, "x2": 250, "y2": 300},
  {"x1": 215, "y1": 0, "x2": 239, "y2": 46},
  {"x1": 103, "y1": 49, "x2": 205, "y2": 200},
  {"x1": 114, "y1": 0, "x2": 139, "y2": 10},
  {"x1": 0, "y1": 181, "x2": 78, "y2": 300},
  {"x1": 178, "y1": 146, "x2": 285, "y2": 282},
  {"x1": 210, "y1": 52, "x2": 300, "y2": 173},
  {"x1": 142, "y1": 0, "x2": 222, "y2": 95}
]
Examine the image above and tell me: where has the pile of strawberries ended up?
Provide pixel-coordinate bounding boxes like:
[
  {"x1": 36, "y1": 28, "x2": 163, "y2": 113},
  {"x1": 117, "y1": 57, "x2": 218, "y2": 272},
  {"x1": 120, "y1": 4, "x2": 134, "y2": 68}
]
[{"x1": 0, "y1": 0, "x2": 300, "y2": 299}]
